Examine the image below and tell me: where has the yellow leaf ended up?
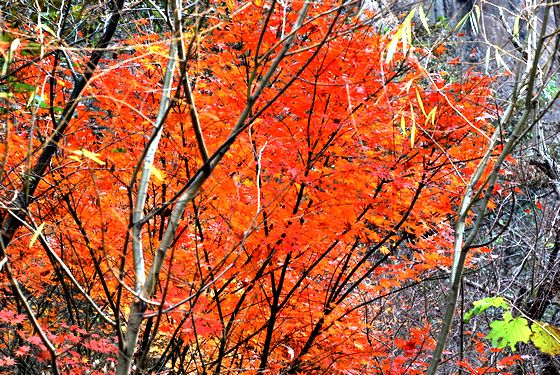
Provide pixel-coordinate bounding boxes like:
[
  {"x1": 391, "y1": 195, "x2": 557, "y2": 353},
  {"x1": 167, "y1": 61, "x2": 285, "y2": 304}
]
[
  {"x1": 415, "y1": 88, "x2": 426, "y2": 117},
  {"x1": 469, "y1": 5, "x2": 481, "y2": 35},
  {"x1": 10, "y1": 38, "x2": 20, "y2": 53},
  {"x1": 384, "y1": 9, "x2": 416, "y2": 64},
  {"x1": 148, "y1": 164, "x2": 165, "y2": 183},
  {"x1": 495, "y1": 47, "x2": 511, "y2": 72},
  {"x1": 474, "y1": 5, "x2": 481, "y2": 23},
  {"x1": 39, "y1": 24, "x2": 57, "y2": 37},
  {"x1": 425, "y1": 106, "x2": 437, "y2": 126},
  {"x1": 456, "y1": 12, "x2": 470, "y2": 31},
  {"x1": 380, "y1": 246, "x2": 390, "y2": 255},
  {"x1": 225, "y1": 0, "x2": 236, "y2": 11},
  {"x1": 253, "y1": 0, "x2": 263, "y2": 6},
  {"x1": 484, "y1": 47, "x2": 491, "y2": 73},
  {"x1": 403, "y1": 79, "x2": 413, "y2": 93},
  {"x1": 400, "y1": 113, "x2": 406, "y2": 135},
  {"x1": 30, "y1": 223, "x2": 45, "y2": 248},
  {"x1": 418, "y1": 5, "x2": 430, "y2": 34},
  {"x1": 531, "y1": 322, "x2": 560, "y2": 356},
  {"x1": 409, "y1": 103, "x2": 416, "y2": 148},
  {"x1": 72, "y1": 149, "x2": 106, "y2": 166},
  {"x1": 513, "y1": 14, "x2": 521, "y2": 38},
  {"x1": 385, "y1": 28, "x2": 402, "y2": 64},
  {"x1": 404, "y1": 9, "x2": 416, "y2": 51}
]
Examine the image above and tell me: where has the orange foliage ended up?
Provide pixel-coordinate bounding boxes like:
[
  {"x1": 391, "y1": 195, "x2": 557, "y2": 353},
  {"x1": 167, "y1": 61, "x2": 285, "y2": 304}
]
[{"x1": 0, "y1": 1, "x2": 498, "y2": 373}]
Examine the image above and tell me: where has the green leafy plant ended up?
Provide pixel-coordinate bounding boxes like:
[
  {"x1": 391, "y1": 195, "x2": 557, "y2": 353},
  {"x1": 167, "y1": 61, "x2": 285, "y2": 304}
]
[
  {"x1": 541, "y1": 74, "x2": 559, "y2": 102},
  {"x1": 465, "y1": 297, "x2": 560, "y2": 355},
  {"x1": 486, "y1": 311, "x2": 532, "y2": 351}
]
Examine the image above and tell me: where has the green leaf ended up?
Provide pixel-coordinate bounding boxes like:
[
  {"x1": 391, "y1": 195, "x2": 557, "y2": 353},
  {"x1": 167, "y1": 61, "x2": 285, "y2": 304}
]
[
  {"x1": 39, "y1": 24, "x2": 57, "y2": 37},
  {"x1": 0, "y1": 32, "x2": 15, "y2": 43},
  {"x1": 13, "y1": 83, "x2": 36, "y2": 93},
  {"x1": 27, "y1": 93, "x2": 48, "y2": 109},
  {"x1": 464, "y1": 296, "x2": 509, "y2": 322},
  {"x1": 531, "y1": 322, "x2": 560, "y2": 356},
  {"x1": 486, "y1": 312, "x2": 531, "y2": 351},
  {"x1": 21, "y1": 42, "x2": 42, "y2": 57}
]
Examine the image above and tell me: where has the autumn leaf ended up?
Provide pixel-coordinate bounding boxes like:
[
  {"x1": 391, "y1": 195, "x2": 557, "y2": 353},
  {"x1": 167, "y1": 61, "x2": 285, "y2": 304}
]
[
  {"x1": 148, "y1": 164, "x2": 166, "y2": 184},
  {"x1": 385, "y1": 9, "x2": 417, "y2": 63},
  {"x1": 29, "y1": 222, "x2": 45, "y2": 248},
  {"x1": 225, "y1": 0, "x2": 236, "y2": 11},
  {"x1": 36, "y1": 349, "x2": 51, "y2": 362},
  {"x1": 531, "y1": 322, "x2": 560, "y2": 356},
  {"x1": 0, "y1": 4, "x2": 500, "y2": 374},
  {"x1": 415, "y1": 88, "x2": 426, "y2": 117},
  {"x1": 0, "y1": 356, "x2": 16, "y2": 366},
  {"x1": 400, "y1": 113, "x2": 407, "y2": 136},
  {"x1": 71, "y1": 149, "x2": 106, "y2": 166},
  {"x1": 15, "y1": 345, "x2": 31, "y2": 357},
  {"x1": 418, "y1": 5, "x2": 430, "y2": 34}
]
